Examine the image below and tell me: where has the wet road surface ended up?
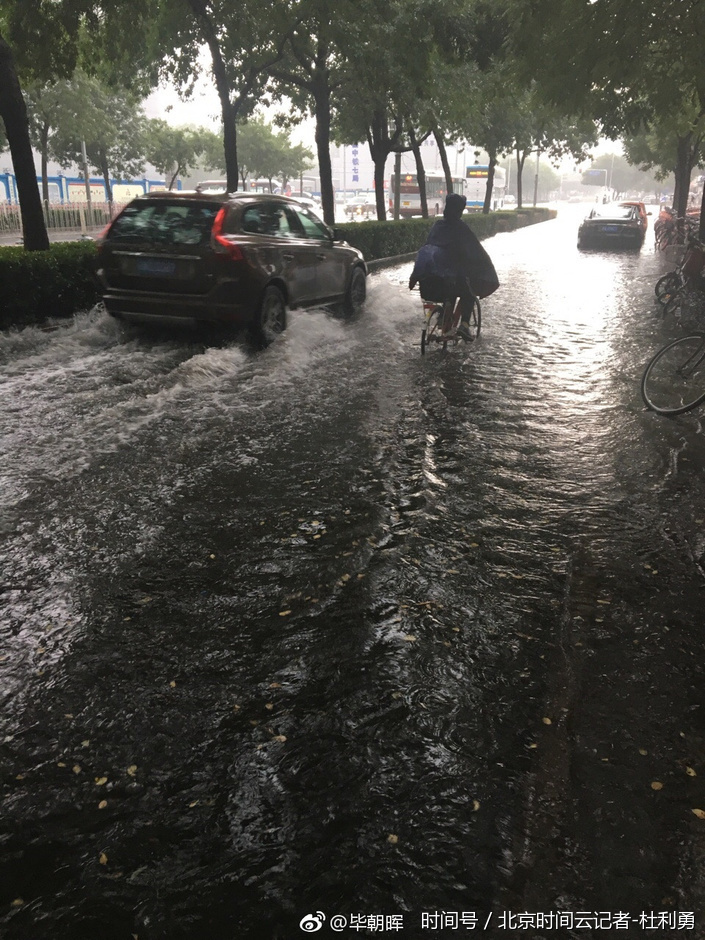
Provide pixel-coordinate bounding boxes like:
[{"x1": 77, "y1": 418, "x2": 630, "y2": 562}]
[{"x1": 2, "y1": 207, "x2": 705, "y2": 939}]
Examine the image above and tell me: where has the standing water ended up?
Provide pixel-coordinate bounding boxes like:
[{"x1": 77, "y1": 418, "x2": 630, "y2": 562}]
[{"x1": 2, "y1": 206, "x2": 705, "y2": 939}]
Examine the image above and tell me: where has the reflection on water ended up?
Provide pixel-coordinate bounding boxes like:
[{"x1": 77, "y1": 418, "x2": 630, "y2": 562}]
[{"x1": 2, "y1": 208, "x2": 705, "y2": 938}]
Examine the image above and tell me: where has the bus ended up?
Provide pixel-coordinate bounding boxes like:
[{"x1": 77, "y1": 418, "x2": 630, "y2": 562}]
[
  {"x1": 389, "y1": 172, "x2": 464, "y2": 218},
  {"x1": 465, "y1": 165, "x2": 506, "y2": 210}
]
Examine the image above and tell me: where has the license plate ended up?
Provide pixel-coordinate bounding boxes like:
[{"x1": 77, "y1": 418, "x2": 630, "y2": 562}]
[
  {"x1": 601, "y1": 225, "x2": 619, "y2": 233},
  {"x1": 136, "y1": 257, "x2": 177, "y2": 276}
]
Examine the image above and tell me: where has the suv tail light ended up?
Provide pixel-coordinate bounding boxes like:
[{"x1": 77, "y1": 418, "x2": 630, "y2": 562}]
[{"x1": 212, "y1": 207, "x2": 245, "y2": 261}]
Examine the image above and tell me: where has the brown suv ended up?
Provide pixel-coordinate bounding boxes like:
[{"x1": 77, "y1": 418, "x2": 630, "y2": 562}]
[{"x1": 96, "y1": 191, "x2": 367, "y2": 344}]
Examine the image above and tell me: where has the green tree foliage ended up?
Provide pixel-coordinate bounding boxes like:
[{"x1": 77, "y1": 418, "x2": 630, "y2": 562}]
[
  {"x1": 200, "y1": 116, "x2": 313, "y2": 192},
  {"x1": 509, "y1": 0, "x2": 705, "y2": 227},
  {"x1": 144, "y1": 120, "x2": 207, "y2": 189},
  {"x1": 47, "y1": 71, "x2": 147, "y2": 207}
]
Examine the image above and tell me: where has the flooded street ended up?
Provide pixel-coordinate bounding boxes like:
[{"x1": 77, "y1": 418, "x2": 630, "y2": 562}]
[{"x1": 3, "y1": 207, "x2": 705, "y2": 939}]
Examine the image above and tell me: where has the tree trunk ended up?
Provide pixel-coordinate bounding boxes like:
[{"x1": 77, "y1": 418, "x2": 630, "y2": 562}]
[
  {"x1": 433, "y1": 127, "x2": 454, "y2": 194},
  {"x1": 483, "y1": 153, "x2": 497, "y2": 214},
  {"x1": 367, "y1": 111, "x2": 389, "y2": 221},
  {"x1": 40, "y1": 122, "x2": 50, "y2": 206},
  {"x1": 0, "y1": 33, "x2": 49, "y2": 250},
  {"x1": 409, "y1": 129, "x2": 427, "y2": 218},
  {"x1": 373, "y1": 152, "x2": 387, "y2": 221},
  {"x1": 516, "y1": 147, "x2": 527, "y2": 209},
  {"x1": 673, "y1": 133, "x2": 694, "y2": 222},
  {"x1": 186, "y1": 0, "x2": 239, "y2": 191},
  {"x1": 99, "y1": 150, "x2": 112, "y2": 220},
  {"x1": 312, "y1": 78, "x2": 335, "y2": 226}
]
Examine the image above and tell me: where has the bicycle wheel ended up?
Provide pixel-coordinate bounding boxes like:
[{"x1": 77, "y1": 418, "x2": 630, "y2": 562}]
[
  {"x1": 420, "y1": 328, "x2": 427, "y2": 355},
  {"x1": 641, "y1": 333, "x2": 705, "y2": 415},
  {"x1": 655, "y1": 272, "x2": 680, "y2": 308}
]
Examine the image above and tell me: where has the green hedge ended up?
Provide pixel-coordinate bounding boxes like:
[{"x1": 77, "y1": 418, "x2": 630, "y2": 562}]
[
  {"x1": 335, "y1": 207, "x2": 556, "y2": 259},
  {"x1": 0, "y1": 241, "x2": 100, "y2": 331},
  {"x1": 0, "y1": 208, "x2": 556, "y2": 331}
]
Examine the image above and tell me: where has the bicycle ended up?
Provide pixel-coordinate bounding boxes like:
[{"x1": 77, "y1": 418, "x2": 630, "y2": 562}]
[
  {"x1": 654, "y1": 211, "x2": 699, "y2": 251},
  {"x1": 419, "y1": 291, "x2": 481, "y2": 355},
  {"x1": 654, "y1": 234, "x2": 705, "y2": 315},
  {"x1": 641, "y1": 332, "x2": 705, "y2": 415}
]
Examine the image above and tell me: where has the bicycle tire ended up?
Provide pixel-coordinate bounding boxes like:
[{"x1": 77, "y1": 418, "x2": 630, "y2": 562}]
[
  {"x1": 420, "y1": 328, "x2": 427, "y2": 356},
  {"x1": 641, "y1": 333, "x2": 705, "y2": 415},
  {"x1": 655, "y1": 272, "x2": 680, "y2": 308}
]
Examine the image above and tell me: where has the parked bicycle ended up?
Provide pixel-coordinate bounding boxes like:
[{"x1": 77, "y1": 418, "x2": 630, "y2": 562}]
[
  {"x1": 654, "y1": 208, "x2": 699, "y2": 251},
  {"x1": 654, "y1": 233, "x2": 705, "y2": 316},
  {"x1": 641, "y1": 332, "x2": 705, "y2": 415}
]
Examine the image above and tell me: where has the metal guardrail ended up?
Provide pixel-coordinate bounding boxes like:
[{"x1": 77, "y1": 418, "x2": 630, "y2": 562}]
[{"x1": 0, "y1": 201, "x2": 123, "y2": 236}]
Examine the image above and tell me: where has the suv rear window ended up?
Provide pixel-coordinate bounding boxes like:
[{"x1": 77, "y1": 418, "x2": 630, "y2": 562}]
[{"x1": 108, "y1": 200, "x2": 221, "y2": 247}]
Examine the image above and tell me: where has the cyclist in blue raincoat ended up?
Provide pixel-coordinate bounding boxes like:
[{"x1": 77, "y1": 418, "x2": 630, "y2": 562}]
[{"x1": 409, "y1": 193, "x2": 499, "y2": 340}]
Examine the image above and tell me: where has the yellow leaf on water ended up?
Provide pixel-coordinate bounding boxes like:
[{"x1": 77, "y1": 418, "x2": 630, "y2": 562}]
[
  {"x1": 279, "y1": 610, "x2": 292, "y2": 617},
  {"x1": 651, "y1": 781, "x2": 664, "y2": 791},
  {"x1": 265, "y1": 703, "x2": 274, "y2": 711},
  {"x1": 98, "y1": 800, "x2": 108, "y2": 810},
  {"x1": 95, "y1": 777, "x2": 108, "y2": 786},
  {"x1": 403, "y1": 634, "x2": 417, "y2": 643},
  {"x1": 72, "y1": 765, "x2": 82, "y2": 775},
  {"x1": 387, "y1": 834, "x2": 399, "y2": 844},
  {"x1": 269, "y1": 683, "x2": 282, "y2": 689},
  {"x1": 137, "y1": 597, "x2": 152, "y2": 605},
  {"x1": 692, "y1": 808, "x2": 705, "y2": 819},
  {"x1": 99, "y1": 853, "x2": 108, "y2": 865},
  {"x1": 169, "y1": 680, "x2": 176, "y2": 688},
  {"x1": 472, "y1": 800, "x2": 480, "y2": 812},
  {"x1": 11, "y1": 899, "x2": 23, "y2": 907},
  {"x1": 273, "y1": 735, "x2": 287, "y2": 743},
  {"x1": 639, "y1": 749, "x2": 648, "y2": 756},
  {"x1": 127, "y1": 765, "x2": 137, "y2": 777},
  {"x1": 686, "y1": 767, "x2": 697, "y2": 777},
  {"x1": 542, "y1": 717, "x2": 552, "y2": 726}
]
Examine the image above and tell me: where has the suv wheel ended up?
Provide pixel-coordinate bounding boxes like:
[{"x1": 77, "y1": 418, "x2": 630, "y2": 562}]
[
  {"x1": 343, "y1": 267, "x2": 367, "y2": 317},
  {"x1": 251, "y1": 285, "x2": 287, "y2": 347}
]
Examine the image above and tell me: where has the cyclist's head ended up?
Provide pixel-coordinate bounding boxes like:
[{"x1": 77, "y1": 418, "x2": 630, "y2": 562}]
[{"x1": 444, "y1": 193, "x2": 467, "y2": 220}]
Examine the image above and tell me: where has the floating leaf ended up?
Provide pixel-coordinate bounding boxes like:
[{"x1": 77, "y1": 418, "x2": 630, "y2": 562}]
[
  {"x1": 472, "y1": 800, "x2": 481, "y2": 812},
  {"x1": 651, "y1": 781, "x2": 664, "y2": 791},
  {"x1": 279, "y1": 610, "x2": 292, "y2": 617},
  {"x1": 639, "y1": 748, "x2": 648, "y2": 756},
  {"x1": 98, "y1": 800, "x2": 108, "y2": 810},
  {"x1": 686, "y1": 767, "x2": 697, "y2": 777},
  {"x1": 542, "y1": 717, "x2": 552, "y2": 726},
  {"x1": 127, "y1": 765, "x2": 137, "y2": 777},
  {"x1": 99, "y1": 853, "x2": 108, "y2": 865},
  {"x1": 95, "y1": 777, "x2": 108, "y2": 786},
  {"x1": 403, "y1": 634, "x2": 417, "y2": 643},
  {"x1": 11, "y1": 899, "x2": 24, "y2": 907},
  {"x1": 265, "y1": 703, "x2": 274, "y2": 711},
  {"x1": 169, "y1": 680, "x2": 176, "y2": 688},
  {"x1": 692, "y1": 809, "x2": 705, "y2": 819},
  {"x1": 272, "y1": 734, "x2": 287, "y2": 743},
  {"x1": 72, "y1": 764, "x2": 82, "y2": 775},
  {"x1": 387, "y1": 834, "x2": 399, "y2": 845}
]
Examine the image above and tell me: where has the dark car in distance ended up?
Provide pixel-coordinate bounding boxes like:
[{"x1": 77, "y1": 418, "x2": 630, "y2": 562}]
[
  {"x1": 96, "y1": 191, "x2": 367, "y2": 344},
  {"x1": 577, "y1": 203, "x2": 646, "y2": 251}
]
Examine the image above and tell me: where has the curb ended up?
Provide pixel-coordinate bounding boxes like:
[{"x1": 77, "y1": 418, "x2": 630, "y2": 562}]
[{"x1": 366, "y1": 252, "x2": 417, "y2": 272}]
